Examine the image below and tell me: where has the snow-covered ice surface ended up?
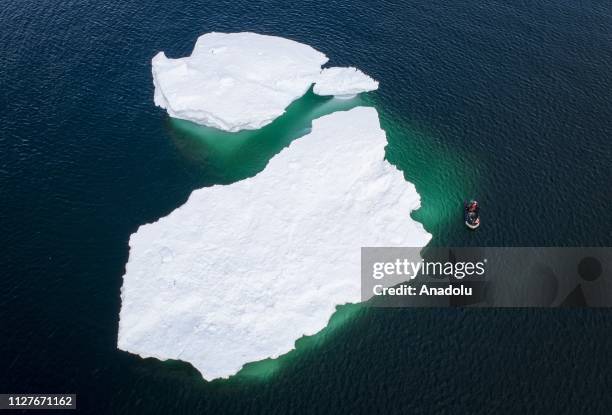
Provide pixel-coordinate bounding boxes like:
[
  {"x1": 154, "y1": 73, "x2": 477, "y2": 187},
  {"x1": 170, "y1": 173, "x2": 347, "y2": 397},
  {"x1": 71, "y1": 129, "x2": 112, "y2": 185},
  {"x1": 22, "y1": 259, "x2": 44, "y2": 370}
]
[
  {"x1": 152, "y1": 32, "x2": 328, "y2": 132},
  {"x1": 313, "y1": 67, "x2": 379, "y2": 98},
  {"x1": 118, "y1": 107, "x2": 431, "y2": 380}
]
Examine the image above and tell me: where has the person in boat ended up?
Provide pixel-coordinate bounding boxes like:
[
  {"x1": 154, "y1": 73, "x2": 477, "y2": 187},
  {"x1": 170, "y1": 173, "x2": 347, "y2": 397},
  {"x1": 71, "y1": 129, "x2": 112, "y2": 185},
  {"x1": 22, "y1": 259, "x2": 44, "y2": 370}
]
[{"x1": 465, "y1": 200, "x2": 480, "y2": 227}]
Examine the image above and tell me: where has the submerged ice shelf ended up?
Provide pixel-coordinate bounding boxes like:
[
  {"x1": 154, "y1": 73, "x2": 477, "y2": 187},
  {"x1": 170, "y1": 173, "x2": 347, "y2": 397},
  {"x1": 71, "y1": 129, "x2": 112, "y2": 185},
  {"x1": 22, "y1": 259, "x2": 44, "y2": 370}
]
[{"x1": 118, "y1": 107, "x2": 430, "y2": 380}]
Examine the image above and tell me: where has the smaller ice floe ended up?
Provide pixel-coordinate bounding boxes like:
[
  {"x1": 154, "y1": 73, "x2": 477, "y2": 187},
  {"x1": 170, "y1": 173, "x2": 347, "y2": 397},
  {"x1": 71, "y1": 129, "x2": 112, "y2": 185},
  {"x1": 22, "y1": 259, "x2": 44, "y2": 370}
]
[
  {"x1": 313, "y1": 67, "x2": 379, "y2": 99},
  {"x1": 152, "y1": 32, "x2": 328, "y2": 132}
]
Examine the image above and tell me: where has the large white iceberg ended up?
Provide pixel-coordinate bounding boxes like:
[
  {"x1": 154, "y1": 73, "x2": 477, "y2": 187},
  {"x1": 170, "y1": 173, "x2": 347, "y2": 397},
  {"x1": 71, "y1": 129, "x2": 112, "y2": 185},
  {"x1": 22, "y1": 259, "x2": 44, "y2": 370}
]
[
  {"x1": 118, "y1": 107, "x2": 431, "y2": 380},
  {"x1": 152, "y1": 32, "x2": 328, "y2": 132},
  {"x1": 313, "y1": 67, "x2": 379, "y2": 98}
]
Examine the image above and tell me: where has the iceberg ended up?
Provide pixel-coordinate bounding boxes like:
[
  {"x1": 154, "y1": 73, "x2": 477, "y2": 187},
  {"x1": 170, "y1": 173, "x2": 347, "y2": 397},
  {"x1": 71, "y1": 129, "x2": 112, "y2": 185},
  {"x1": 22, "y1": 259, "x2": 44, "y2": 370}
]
[
  {"x1": 152, "y1": 32, "x2": 328, "y2": 132},
  {"x1": 313, "y1": 67, "x2": 379, "y2": 99},
  {"x1": 118, "y1": 107, "x2": 431, "y2": 380},
  {"x1": 152, "y1": 33, "x2": 380, "y2": 131}
]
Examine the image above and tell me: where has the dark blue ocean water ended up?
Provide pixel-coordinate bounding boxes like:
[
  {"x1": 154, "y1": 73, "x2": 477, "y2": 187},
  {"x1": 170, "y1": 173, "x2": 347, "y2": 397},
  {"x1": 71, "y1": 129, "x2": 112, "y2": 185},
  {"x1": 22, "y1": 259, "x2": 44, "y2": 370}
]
[{"x1": 2, "y1": 0, "x2": 612, "y2": 413}]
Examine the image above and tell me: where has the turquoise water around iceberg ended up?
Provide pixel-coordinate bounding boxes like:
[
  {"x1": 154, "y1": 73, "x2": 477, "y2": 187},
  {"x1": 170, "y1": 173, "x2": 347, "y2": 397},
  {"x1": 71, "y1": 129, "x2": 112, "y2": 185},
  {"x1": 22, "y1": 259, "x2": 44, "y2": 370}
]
[{"x1": 167, "y1": 90, "x2": 367, "y2": 184}]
